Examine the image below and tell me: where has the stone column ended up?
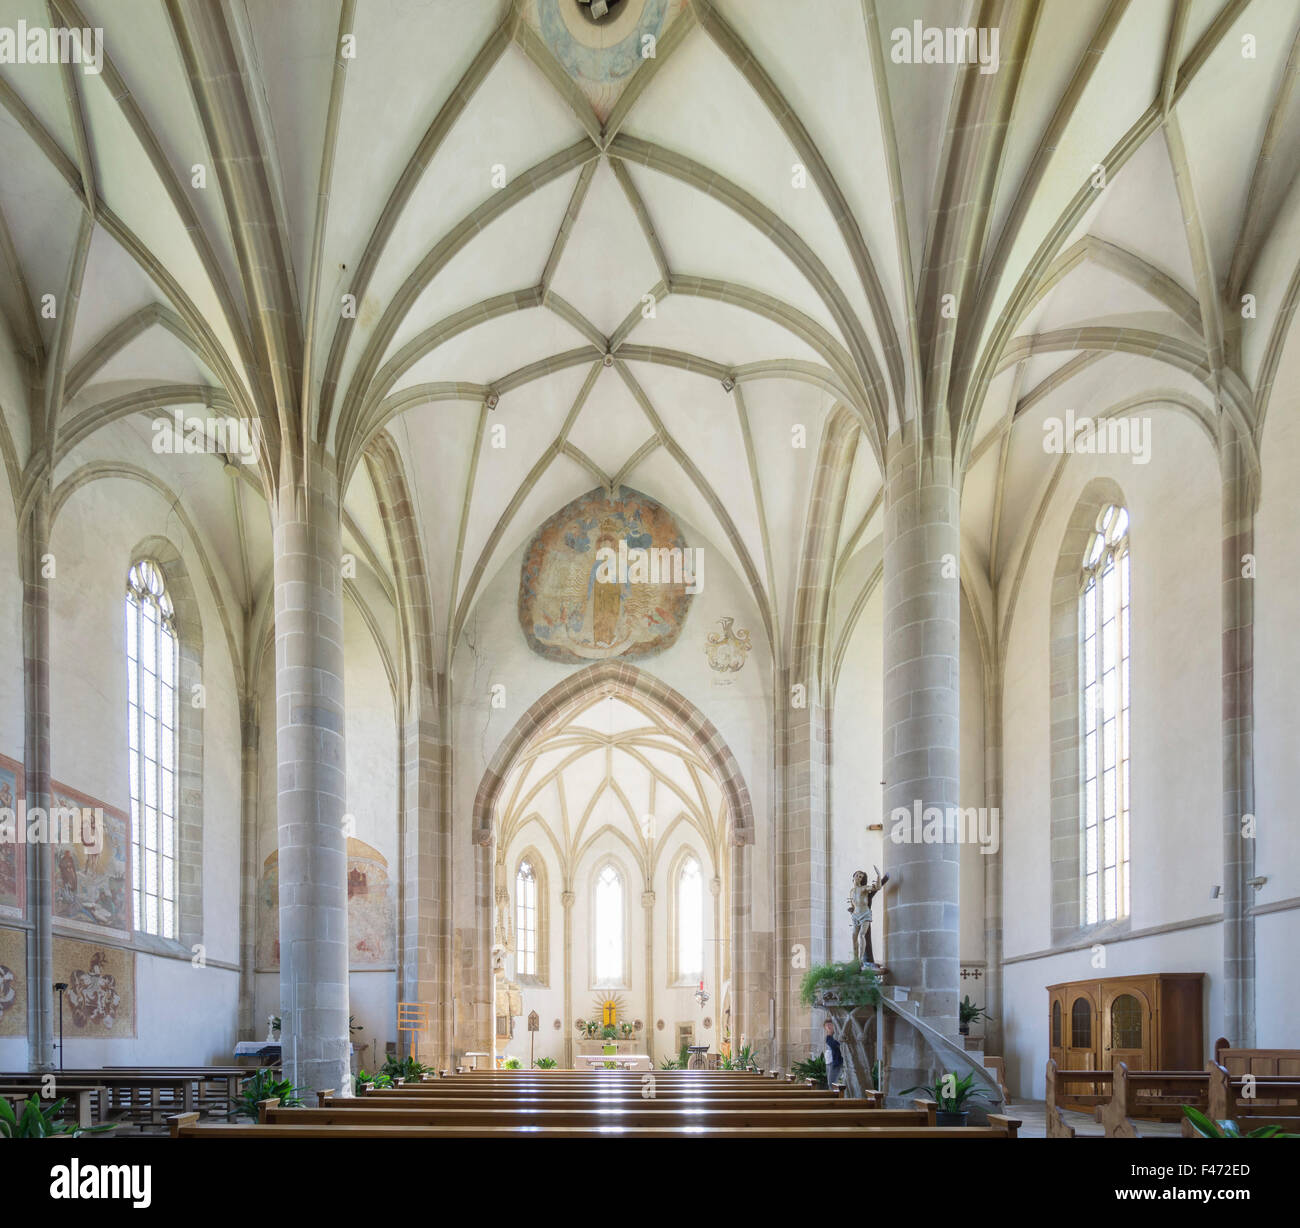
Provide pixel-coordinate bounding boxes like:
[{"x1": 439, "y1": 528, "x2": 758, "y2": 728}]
[
  {"x1": 273, "y1": 455, "x2": 349, "y2": 1099},
  {"x1": 561, "y1": 889, "x2": 575, "y2": 1068},
  {"x1": 1220, "y1": 419, "x2": 1256, "y2": 1047},
  {"x1": 982, "y1": 676, "x2": 1004, "y2": 1057},
  {"x1": 728, "y1": 841, "x2": 750, "y2": 1060},
  {"x1": 776, "y1": 682, "x2": 832, "y2": 1067},
  {"x1": 881, "y1": 424, "x2": 961, "y2": 1030},
  {"x1": 401, "y1": 677, "x2": 452, "y2": 1066},
  {"x1": 237, "y1": 694, "x2": 259, "y2": 1039},
  {"x1": 22, "y1": 488, "x2": 53, "y2": 1072},
  {"x1": 641, "y1": 889, "x2": 655, "y2": 1064}
]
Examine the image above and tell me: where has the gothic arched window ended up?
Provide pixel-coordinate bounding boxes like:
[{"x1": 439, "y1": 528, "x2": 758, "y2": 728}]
[
  {"x1": 676, "y1": 855, "x2": 704, "y2": 982},
  {"x1": 126, "y1": 559, "x2": 179, "y2": 938},
  {"x1": 1080, "y1": 504, "x2": 1131, "y2": 925},
  {"x1": 516, "y1": 859, "x2": 538, "y2": 977},
  {"x1": 594, "y1": 863, "x2": 624, "y2": 985}
]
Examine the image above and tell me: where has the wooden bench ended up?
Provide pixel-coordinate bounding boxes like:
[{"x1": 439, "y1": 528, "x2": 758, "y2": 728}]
[
  {"x1": 1045, "y1": 1060, "x2": 1215, "y2": 1137},
  {"x1": 0, "y1": 1082, "x2": 110, "y2": 1129},
  {"x1": 261, "y1": 1102, "x2": 935, "y2": 1129},
  {"x1": 169, "y1": 1113, "x2": 1022, "y2": 1139},
  {"x1": 1179, "y1": 1062, "x2": 1300, "y2": 1136},
  {"x1": 1213, "y1": 1037, "x2": 1300, "y2": 1079}
]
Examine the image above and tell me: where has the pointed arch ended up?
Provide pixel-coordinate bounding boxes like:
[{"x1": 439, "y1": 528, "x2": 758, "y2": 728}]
[{"x1": 472, "y1": 661, "x2": 755, "y2": 846}]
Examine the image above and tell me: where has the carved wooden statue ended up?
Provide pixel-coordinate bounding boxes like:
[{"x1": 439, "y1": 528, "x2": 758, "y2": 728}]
[{"x1": 848, "y1": 866, "x2": 890, "y2": 968}]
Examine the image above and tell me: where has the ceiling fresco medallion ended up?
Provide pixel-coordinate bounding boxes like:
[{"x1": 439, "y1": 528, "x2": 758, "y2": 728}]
[
  {"x1": 519, "y1": 486, "x2": 696, "y2": 664},
  {"x1": 527, "y1": 0, "x2": 685, "y2": 121}
]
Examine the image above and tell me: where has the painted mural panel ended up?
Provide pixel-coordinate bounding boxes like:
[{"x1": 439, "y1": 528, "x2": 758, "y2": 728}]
[
  {"x1": 53, "y1": 936, "x2": 135, "y2": 1038},
  {"x1": 256, "y1": 838, "x2": 394, "y2": 970},
  {"x1": 0, "y1": 926, "x2": 24, "y2": 1036},
  {"x1": 50, "y1": 783, "x2": 130, "y2": 939},
  {"x1": 0, "y1": 756, "x2": 24, "y2": 920},
  {"x1": 519, "y1": 486, "x2": 696, "y2": 663}
]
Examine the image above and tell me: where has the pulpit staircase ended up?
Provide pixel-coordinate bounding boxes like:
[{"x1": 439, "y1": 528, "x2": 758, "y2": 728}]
[{"x1": 830, "y1": 984, "x2": 1005, "y2": 1117}]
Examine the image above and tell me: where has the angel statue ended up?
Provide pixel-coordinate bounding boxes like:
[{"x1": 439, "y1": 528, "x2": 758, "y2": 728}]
[{"x1": 848, "y1": 866, "x2": 890, "y2": 969}]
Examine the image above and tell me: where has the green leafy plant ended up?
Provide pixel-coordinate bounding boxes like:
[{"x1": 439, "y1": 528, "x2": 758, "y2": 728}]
[
  {"x1": 903, "y1": 1071, "x2": 992, "y2": 1114},
  {"x1": 959, "y1": 996, "x2": 993, "y2": 1026},
  {"x1": 601, "y1": 1024, "x2": 618, "y2": 1041},
  {"x1": 0, "y1": 1095, "x2": 115, "y2": 1138},
  {"x1": 233, "y1": 1068, "x2": 304, "y2": 1120},
  {"x1": 792, "y1": 1054, "x2": 828, "y2": 1088},
  {"x1": 355, "y1": 1068, "x2": 393, "y2": 1089},
  {"x1": 1182, "y1": 1105, "x2": 1299, "y2": 1138},
  {"x1": 534, "y1": 1057, "x2": 558, "y2": 1069},
  {"x1": 798, "y1": 961, "x2": 881, "y2": 1008},
  {"x1": 619, "y1": 1021, "x2": 635, "y2": 1038},
  {"x1": 381, "y1": 1054, "x2": 430, "y2": 1083},
  {"x1": 720, "y1": 1043, "x2": 755, "y2": 1071},
  {"x1": 659, "y1": 1054, "x2": 680, "y2": 1069},
  {"x1": 503, "y1": 1058, "x2": 522, "y2": 1070}
]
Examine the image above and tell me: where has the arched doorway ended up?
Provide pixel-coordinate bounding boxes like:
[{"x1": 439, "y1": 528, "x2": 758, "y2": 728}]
[{"x1": 472, "y1": 662, "x2": 755, "y2": 1068}]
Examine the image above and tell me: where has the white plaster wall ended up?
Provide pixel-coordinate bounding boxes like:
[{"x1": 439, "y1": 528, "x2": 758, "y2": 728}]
[
  {"x1": 1002, "y1": 923, "x2": 1223, "y2": 1099},
  {"x1": 999, "y1": 408, "x2": 1223, "y2": 1081},
  {"x1": 11, "y1": 475, "x2": 246, "y2": 1066}
]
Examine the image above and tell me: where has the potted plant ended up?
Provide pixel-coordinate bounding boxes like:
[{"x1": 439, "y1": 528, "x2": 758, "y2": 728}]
[
  {"x1": 1182, "y1": 1106, "x2": 1298, "y2": 1138},
  {"x1": 903, "y1": 1070, "x2": 992, "y2": 1126},
  {"x1": 503, "y1": 1057, "x2": 522, "y2": 1070},
  {"x1": 798, "y1": 961, "x2": 881, "y2": 1009},
  {"x1": 232, "y1": 1068, "x2": 305, "y2": 1120},
  {"x1": 0, "y1": 1095, "x2": 116, "y2": 1137},
  {"x1": 958, "y1": 995, "x2": 993, "y2": 1037},
  {"x1": 791, "y1": 1054, "x2": 828, "y2": 1088},
  {"x1": 534, "y1": 1057, "x2": 558, "y2": 1069}
]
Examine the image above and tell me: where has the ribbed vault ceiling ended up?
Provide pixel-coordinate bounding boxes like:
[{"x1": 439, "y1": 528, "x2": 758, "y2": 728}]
[{"x1": 2, "y1": 0, "x2": 1298, "y2": 689}]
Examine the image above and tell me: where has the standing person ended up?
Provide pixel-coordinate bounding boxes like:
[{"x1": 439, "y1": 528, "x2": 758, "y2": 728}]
[{"x1": 823, "y1": 1019, "x2": 843, "y2": 1088}]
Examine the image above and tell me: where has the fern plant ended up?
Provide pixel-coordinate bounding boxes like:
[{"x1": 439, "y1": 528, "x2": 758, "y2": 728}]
[
  {"x1": 381, "y1": 1054, "x2": 430, "y2": 1083},
  {"x1": 1183, "y1": 1106, "x2": 1298, "y2": 1138},
  {"x1": 232, "y1": 1068, "x2": 304, "y2": 1120},
  {"x1": 0, "y1": 1095, "x2": 114, "y2": 1138},
  {"x1": 792, "y1": 1054, "x2": 827, "y2": 1088}
]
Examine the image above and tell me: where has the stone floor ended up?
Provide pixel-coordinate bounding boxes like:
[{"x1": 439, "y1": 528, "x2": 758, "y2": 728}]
[{"x1": 1006, "y1": 1100, "x2": 1184, "y2": 1138}]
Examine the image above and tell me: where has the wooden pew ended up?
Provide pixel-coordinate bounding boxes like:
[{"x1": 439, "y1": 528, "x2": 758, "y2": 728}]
[
  {"x1": 261, "y1": 1101, "x2": 934, "y2": 1129},
  {"x1": 0, "y1": 1082, "x2": 109, "y2": 1129},
  {"x1": 1179, "y1": 1062, "x2": 1300, "y2": 1136},
  {"x1": 170, "y1": 1113, "x2": 1023, "y2": 1139},
  {"x1": 1213, "y1": 1037, "x2": 1300, "y2": 1079},
  {"x1": 1098, "y1": 1063, "x2": 1209, "y2": 1137}
]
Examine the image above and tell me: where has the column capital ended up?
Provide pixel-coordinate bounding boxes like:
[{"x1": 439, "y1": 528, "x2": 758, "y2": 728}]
[
  {"x1": 641, "y1": 890, "x2": 656, "y2": 909},
  {"x1": 561, "y1": 890, "x2": 576, "y2": 909}
]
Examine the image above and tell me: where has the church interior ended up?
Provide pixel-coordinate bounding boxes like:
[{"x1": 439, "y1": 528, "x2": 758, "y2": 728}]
[{"x1": 1, "y1": 0, "x2": 1299, "y2": 1173}]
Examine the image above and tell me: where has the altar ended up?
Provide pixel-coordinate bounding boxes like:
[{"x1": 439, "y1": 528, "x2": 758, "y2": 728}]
[{"x1": 578, "y1": 1053, "x2": 652, "y2": 1071}]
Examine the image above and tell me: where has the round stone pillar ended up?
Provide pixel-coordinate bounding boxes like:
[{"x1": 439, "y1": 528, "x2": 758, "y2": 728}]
[
  {"x1": 273, "y1": 455, "x2": 349, "y2": 1099},
  {"x1": 881, "y1": 426, "x2": 960, "y2": 1029}
]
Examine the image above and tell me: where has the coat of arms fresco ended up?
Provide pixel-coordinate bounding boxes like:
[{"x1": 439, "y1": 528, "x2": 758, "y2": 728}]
[{"x1": 519, "y1": 486, "x2": 696, "y2": 663}]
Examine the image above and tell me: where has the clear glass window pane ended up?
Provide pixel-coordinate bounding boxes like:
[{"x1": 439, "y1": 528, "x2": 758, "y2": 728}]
[{"x1": 595, "y1": 865, "x2": 623, "y2": 984}]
